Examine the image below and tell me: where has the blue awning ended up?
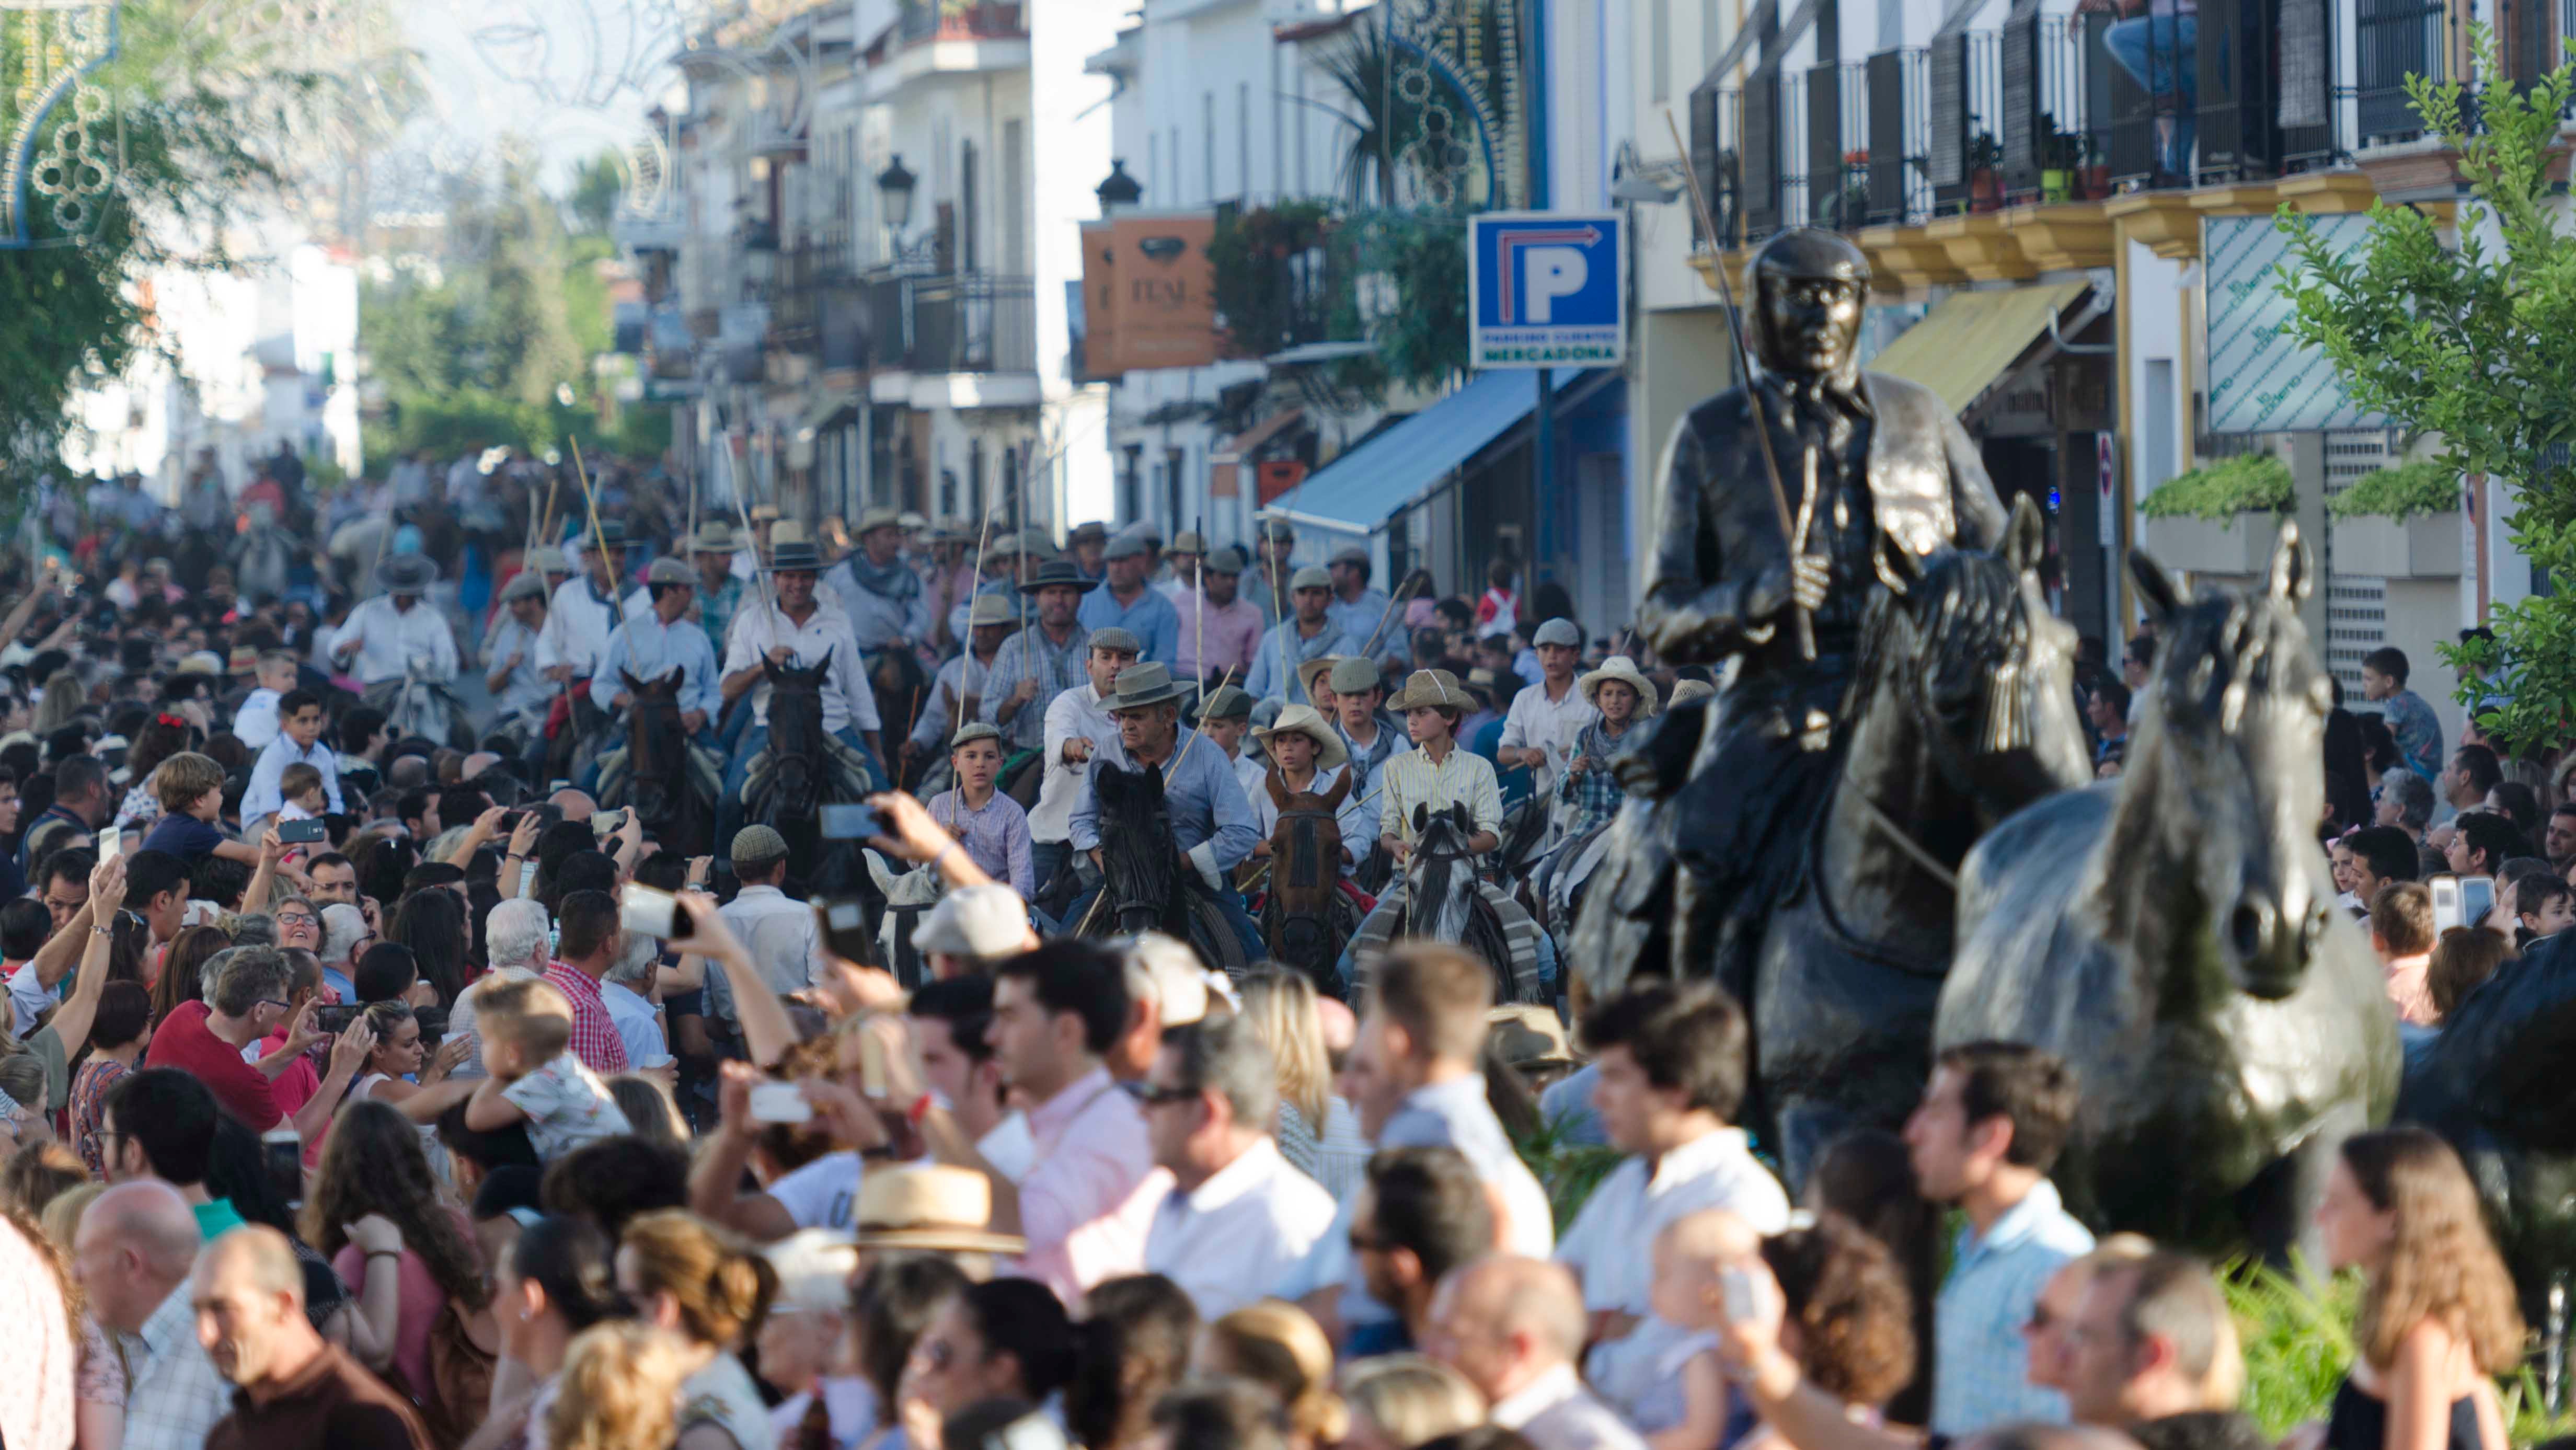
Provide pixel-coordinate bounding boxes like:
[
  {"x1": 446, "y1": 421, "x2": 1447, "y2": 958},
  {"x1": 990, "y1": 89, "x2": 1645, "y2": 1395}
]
[{"x1": 1262, "y1": 369, "x2": 1592, "y2": 537}]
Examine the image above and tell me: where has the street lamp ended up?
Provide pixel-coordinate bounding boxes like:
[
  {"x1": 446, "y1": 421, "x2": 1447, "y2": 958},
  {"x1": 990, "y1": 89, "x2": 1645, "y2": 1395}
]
[
  {"x1": 876, "y1": 154, "x2": 917, "y2": 232},
  {"x1": 1096, "y1": 159, "x2": 1142, "y2": 215}
]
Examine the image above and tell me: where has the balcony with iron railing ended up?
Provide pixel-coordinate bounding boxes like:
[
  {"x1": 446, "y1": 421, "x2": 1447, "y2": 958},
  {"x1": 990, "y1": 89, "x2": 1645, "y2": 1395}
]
[
  {"x1": 859, "y1": 271, "x2": 1037, "y2": 377},
  {"x1": 897, "y1": 0, "x2": 1027, "y2": 43},
  {"x1": 1689, "y1": 0, "x2": 2363, "y2": 271}
]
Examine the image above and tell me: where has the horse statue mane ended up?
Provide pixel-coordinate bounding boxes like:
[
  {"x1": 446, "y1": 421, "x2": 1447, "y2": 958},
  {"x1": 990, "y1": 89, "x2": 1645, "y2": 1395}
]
[
  {"x1": 1094, "y1": 761, "x2": 1191, "y2": 940},
  {"x1": 1264, "y1": 765, "x2": 1354, "y2": 988}
]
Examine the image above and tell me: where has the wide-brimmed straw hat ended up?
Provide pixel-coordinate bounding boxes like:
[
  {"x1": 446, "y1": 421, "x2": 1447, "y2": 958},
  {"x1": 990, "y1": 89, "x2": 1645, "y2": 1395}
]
[
  {"x1": 1295, "y1": 655, "x2": 1342, "y2": 701},
  {"x1": 1252, "y1": 704, "x2": 1348, "y2": 772},
  {"x1": 853, "y1": 1165, "x2": 1026, "y2": 1255},
  {"x1": 1386, "y1": 669, "x2": 1469, "y2": 712},
  {"x1": 1578, "y1": 655, "x2": 1659, "y2": 716}
]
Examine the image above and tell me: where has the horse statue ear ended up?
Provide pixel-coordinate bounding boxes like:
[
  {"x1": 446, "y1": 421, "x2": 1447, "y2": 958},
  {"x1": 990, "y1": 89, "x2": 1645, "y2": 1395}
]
[
  {"x1": 2267, "y1": 522, "x2": 2313, "y2": 605},
  {"x1": 1321, "y1": 767, "x2": 1352, "y2": 811},
  {"x1": 2004, "y1": 493, "x2": 2047, "y2": 579},
  {"x1": 1266, "y1": 768, "x2": 1292, "y2": 810},
  {"x1": 2127, "y1": 549, "x2": 2183, "y2": 627}
]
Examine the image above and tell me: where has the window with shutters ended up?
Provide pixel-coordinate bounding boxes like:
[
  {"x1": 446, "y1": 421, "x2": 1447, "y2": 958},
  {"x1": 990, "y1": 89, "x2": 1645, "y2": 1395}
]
[
  {"x1": 1744, "y1": 72, "x2": 1781, "y2": 235},
  {"x1": 2357, "y1": 0, "x2": 2446, "y2": 143}
]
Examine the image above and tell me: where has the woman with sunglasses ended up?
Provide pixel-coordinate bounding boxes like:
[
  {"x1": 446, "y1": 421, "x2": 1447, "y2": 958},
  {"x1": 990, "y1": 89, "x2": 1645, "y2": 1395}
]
[{"x1": 892, "y1": 1279, "x2": 1078, "y2": 1450}]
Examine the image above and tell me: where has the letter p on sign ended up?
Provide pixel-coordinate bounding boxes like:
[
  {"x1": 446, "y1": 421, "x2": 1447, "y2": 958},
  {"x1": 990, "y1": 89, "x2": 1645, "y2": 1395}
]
[{"x1": 1521, "y1": 247, "x2": 1589, "y2": 323}]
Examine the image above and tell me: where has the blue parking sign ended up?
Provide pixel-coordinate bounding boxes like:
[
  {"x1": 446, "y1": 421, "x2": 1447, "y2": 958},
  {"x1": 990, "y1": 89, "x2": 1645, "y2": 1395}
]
[{"x1": 1469, "y1": 211, "x2": 1625, "y2": 369}]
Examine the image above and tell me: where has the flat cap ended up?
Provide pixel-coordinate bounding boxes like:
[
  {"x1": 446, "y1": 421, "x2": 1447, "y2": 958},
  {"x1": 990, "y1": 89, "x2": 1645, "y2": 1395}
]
[
  {"x1": 731, "y1": 824, "x2": 789, "y2": 865},
  {"x1": 645, "y1": 558, "x2": 695, "y2": 585},
  {"x1": 949, "y1": 722, "x2": 1002, "y2": 750},
  {"x1": 1088, "y1": 627, "x2": 1143, "y2": 656},
  {"x1": 1328, "y1": 544, "x2": 1369, "y2": 567},
  {"x1": 500, "y1": 571, "x2": 549, "y2": 602},
  {"x1": 1169, "y1": 530, "x2": 1205, "y2": 555},
  {"x1": 1203, "y1": 545, "x2": 1247, "y2": 574},
  {"x1": 1327, "y1": 657, "x2": 1384, "y2": 696},
  {"x1": 1532, "y1": 617, "x2": 1582, "y2": 648},
  {"x1": 1103, "y1": 527, "x2": 1152, "y2": 561},
  {"x1": 1290, "y1": 566, "x2": 1332, "y2": 592}
]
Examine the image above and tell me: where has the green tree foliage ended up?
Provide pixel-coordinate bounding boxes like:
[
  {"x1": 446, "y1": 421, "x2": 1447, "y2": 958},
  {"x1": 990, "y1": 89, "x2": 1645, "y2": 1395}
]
[
  {"x1": 2134, "y1": 452, "x2": 2295, "y2": 522},
  {"x1": 1334, "y1": 209, "x2": 1470, "y2": 397},
  {"x1": 568, "y1": 151, "x2": 625, "y2": 237},
  {"x1": 2275, "y1": 26, "x2": 2576, "y2": 750}
]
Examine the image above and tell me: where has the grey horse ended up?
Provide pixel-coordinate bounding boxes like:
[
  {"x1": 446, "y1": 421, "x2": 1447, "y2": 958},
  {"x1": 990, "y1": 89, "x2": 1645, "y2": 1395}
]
[{"x1": 1938, "y1": 526, "x2": 2398, "y2": 1259}]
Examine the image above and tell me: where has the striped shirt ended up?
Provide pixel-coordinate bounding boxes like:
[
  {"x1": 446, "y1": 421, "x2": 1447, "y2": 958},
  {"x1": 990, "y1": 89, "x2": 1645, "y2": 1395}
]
[
  {"x1": 981, "y1": 622, "x2": 1093, "y2": 753},
  {"x1": 1378, "y1": 742, "x2": 1503, "y2": 844}
]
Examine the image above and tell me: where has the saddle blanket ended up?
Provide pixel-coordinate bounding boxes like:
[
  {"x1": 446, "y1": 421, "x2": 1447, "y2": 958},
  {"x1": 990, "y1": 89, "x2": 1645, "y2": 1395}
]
[{"x1": 1350, "y1": 878, "x2": 1543, "y2": 1003}]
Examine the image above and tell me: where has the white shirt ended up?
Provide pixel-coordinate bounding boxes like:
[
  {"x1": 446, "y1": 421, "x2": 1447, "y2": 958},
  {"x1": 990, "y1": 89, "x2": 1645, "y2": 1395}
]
[
  {"x1": 601, "y1": 979, "x2": 668, "y2": 1067},
  {"x1": 329, "y1": 595, "x2": 458, "y2": 686},
  {"x1": 1491, "y1": 1363, "x2": 1650, "y2": 1450},
  {"x1": 1029, "y1": 683, "x2": 1118, "y2": 844},
  {"x1": 538, "y1": 578, "x2": 642, "y2": 678},
  {"x1": 716, "y1": 885, "x2": 821, "y2": 999},
  {"x1": 769, "y1": 1150, "x2": 862, "y2": 1232},
  {"x1": 1146, "y1": 1137, "x2": 1338, "y2": 1319},
  {"x1": 1559, "y1": 1127, "x2": 1792, "y2": 1411},
  {"x1": 721, "y1": 598, "x2": 881, "y2": 735},
  {"x1": 239, "y1": 733, "x2": 346, "y2": 824},
  {"x1": 231, "y1": 686, "x2": 284, "y2": 750},
  {"x1": 487, "y1": 617, "x2": 553, "y2": 719},
  {"x1": 1497, "y1": 676, "x2": 1598, "y2": 813},
  {"x1": 6, "y1": 961, "x2": 49, "y2": 1038}
]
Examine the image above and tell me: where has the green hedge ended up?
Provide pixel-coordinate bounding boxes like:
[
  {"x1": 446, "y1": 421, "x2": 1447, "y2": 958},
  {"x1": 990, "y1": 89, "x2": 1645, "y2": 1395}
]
[
  {"x1": 2325, "y1": 459, "x2": 2460, "y2": 522},
  {"x1": 2138, "y1": 453, "x2": 2296, "y2": 523}
]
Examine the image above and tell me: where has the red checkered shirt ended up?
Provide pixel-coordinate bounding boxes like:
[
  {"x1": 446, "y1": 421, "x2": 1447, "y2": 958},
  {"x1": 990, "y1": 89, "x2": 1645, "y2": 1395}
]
[{"x1": 544, "y1": 962, "x2": 630, "y2": 1075}]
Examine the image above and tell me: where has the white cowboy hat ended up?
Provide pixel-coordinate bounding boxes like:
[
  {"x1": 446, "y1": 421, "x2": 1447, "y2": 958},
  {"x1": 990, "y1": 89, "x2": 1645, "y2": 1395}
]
[
  {"x1": 1252, "y1": 704, "x2": 1349, "y2": 772},
  {"x1": 1578, "y1": 656, "x2": 1659, "y2": 716}
]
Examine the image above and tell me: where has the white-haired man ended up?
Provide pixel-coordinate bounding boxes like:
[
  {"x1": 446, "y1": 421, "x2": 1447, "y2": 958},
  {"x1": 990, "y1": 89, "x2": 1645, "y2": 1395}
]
[{"x1": 443, "y1": 897, "x2": 552, "y2": 1080}]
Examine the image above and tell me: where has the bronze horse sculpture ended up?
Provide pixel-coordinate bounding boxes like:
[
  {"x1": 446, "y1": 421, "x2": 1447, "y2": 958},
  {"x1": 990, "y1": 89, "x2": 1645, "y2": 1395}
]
[
  {"x1": 1939, "y1": 527, "x2": 2397, "y2": 1260},
  {"x1": 1257, "y1": 766, "x2": 1361, "y2": 997},
  {"x1": 1748, "y1": 502, "x2": 2095, "y2": 1183}
]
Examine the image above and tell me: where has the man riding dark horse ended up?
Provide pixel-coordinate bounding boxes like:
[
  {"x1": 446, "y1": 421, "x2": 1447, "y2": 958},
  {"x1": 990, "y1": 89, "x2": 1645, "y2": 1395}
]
[
  {"x1": 1595, "y1": 226, "x2": 2010, "y2": 1004},
  {"x1": 829, "y1": 505, "x2": 935, "y2": 754},
  {"x1": 716, "y1": 524, "x2": 886, "y2": 865},
  {"x1": 535, "y1": 521, "x2": 641, "y2": 781},
  {"x1": 587, "y1": 558, "x2": 723, "y2": 827},
  {"x1": 1065, "y1": 661, "x2": 1268, "y2": 961}
]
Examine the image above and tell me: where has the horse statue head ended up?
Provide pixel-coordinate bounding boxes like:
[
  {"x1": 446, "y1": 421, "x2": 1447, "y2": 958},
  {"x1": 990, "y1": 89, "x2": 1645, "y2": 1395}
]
[
  {"x1": 2101, "y1": 525, "x2": 2332, "y2": 999},
  {"x1": 621, "y1": 667, "x2": 688, "y2": 830},
  {"x1": 761, "y1": 649, "x2": 834, "y2": 821},
  {"x1": 1093, "y1": 761, "x2": 1190, "y2": 940},
  {"x1": 1264, "y1": 766, "x2": 1354, "y2": 984}
]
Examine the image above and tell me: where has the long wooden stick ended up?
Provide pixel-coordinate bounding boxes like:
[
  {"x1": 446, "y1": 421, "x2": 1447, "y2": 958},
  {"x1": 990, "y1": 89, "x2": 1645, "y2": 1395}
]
[
  {"x1": 1162, "y1": 663, "x2": 1237, "y2": 784},
  {"x1": 1356, "y1": 570, "x2": 1424, "y2": 663},
  {"x1": 1662, "y1": 105, "x2": 1814, "y2": 662}
]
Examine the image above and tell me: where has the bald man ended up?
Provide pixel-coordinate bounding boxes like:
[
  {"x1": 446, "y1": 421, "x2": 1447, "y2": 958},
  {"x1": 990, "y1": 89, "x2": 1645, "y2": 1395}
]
[
  {"x1": 197, "y1": 1226, "x2": 430, "y2": 1450},
  {"x1": 75, "y1": 1180, "x2": 232, "y2": 1450},
  {"x1": 1425, "y1": 1256, "x2": 1645, "y2": 1450}
]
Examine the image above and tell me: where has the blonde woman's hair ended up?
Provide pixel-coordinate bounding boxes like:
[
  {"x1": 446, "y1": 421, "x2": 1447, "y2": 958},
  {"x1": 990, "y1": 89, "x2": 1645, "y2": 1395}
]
[
  {"x1": 39, "y1": 1181, "x2": 105, "y2": 1259},
  {"x1": 1209, "y1": 1300, "x2": 1348, "y2": 1444},
  {"x1": 1337, "y1": 1355, "x2": 1485, "y2": 1449},
  {"x1": 619, "y1": 1209, "x2": 777, "y2": 1350},
  {"x1": 2341, "y1": 1128, "x2": 2526, "y2": 1374},
  {"x1": 546, "y1": 1322, "x2": 692, "y2": 1450},
  {"x1": 1236, "y1": 970, "x2": 1330, "y2": 1129},
  {"x1": 608, "y1": 1074, "x2": 689, "y2": 1147}
]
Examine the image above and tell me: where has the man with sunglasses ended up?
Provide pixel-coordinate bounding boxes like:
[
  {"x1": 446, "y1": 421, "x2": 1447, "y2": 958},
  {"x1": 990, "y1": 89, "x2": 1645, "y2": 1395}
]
[{"x1": 1140, "y1": 1015, "x2": 1335, "y2": 1319}]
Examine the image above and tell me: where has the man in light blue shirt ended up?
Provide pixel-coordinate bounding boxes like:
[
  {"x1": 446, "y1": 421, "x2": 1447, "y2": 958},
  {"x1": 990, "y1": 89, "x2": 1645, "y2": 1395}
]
[
  {"x1": 1066, "y1": 662, "x2": 1262, "y2": 957},
  {"x1": 829, "y1": 507, "x2": 935, "y2": 651},
  {"x1": 592, "y1": 558, "x2": 721, "y2": 747},
  {"x1": 1904, "y1": 1041, "x2": 2096, "y2": 1436},
  {"x1": 1077, "y1": 528, "x2": 1180, "y2": 665},
  {"x1": 1246, "y1": 567, "x2": 1361, "y2": 706}
]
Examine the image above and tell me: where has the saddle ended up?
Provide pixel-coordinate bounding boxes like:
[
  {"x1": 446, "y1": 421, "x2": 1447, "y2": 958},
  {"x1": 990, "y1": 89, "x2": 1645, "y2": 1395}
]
[
  {"x1": 594, "y1": 737, "x2": 724, "y2": 807},
  {"x1": 1350, "y1": 878, "x2": 1545, "y2": 1004}
]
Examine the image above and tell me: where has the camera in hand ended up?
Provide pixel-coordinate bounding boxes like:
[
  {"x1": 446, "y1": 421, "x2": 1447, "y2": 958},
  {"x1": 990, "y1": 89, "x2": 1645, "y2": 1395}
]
[
  {"x1": 278, "y1": 819, "x2": 328, "y2": 845},
  {"x1": 820, "y1": 802, "x2": 880, "y2": 841},
  {"x1": 315, "y1": 1003, "x2": 364, "y2": 1037},
  {"x1": 619, "y1": 882, "x2": 692, "y2": 940},
  {"x1": 814, "y1": 896, "x2": 875, "y2": 965}
]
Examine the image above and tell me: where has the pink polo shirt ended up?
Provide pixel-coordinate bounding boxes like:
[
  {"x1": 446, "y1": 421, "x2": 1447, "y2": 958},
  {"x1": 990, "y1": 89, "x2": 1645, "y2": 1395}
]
[{"x1": 1013, "y1": 1065, "x2": 1169, "y2": 1303}]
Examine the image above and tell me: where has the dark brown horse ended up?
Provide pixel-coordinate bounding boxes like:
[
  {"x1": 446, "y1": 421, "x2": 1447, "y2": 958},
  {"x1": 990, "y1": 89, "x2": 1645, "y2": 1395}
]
[
  {"x1": 1258, "y1": 767, "x2": 1357, "y2": 996},
  {"x1": 611, "y1": 668, "x2": 711, "y2": 857}
]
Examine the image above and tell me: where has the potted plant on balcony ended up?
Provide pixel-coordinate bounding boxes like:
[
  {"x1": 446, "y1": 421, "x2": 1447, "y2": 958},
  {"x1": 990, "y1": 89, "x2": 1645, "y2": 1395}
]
[
  {"x1": 1830, "y1": 149, "x2": 1872, "y2": 228},
  {"x1": 2137, "y1": 451, "x2": 2296, "y2": 577},
  {"x1": 2080, "y1": 133, "x2": 2111, "y2": 200},
  {"x1": 2325, "y1": 459, "x2": 2464, "y2": 579},
  {"x1": 1967, "y1": 130, "x2": 2004, "y2": 212},
  {"x1": 2038, "y1": 117, "x2": 2077, "y2": 203}
]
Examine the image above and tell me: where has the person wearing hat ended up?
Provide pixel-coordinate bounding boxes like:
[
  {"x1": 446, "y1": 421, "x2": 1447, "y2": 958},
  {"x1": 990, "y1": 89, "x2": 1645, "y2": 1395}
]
[
  {"x1": 904, "y1": 592, "x2": 1021, "y2": 767},
  {"x1": 921, "y1": 722, "x2": 1036, "y2": 900},
  {"x1": 1067, "y1": 521, "x2": 1111, "y2": 583},
  {"x1": 976, "y1": 558, "x2": 1099, "y2": 758},
  {"x1": 1240, "y1": 517, "x2": 1300, "y2": 623},
  {"x1": 537, "y1": 521, "x2": 643, "y2": 691},
  {"x1": 1295, "y1": 654, "x2": 1342, "y2": 716},
  {"x1": 1066, "y1": 662, "x2": 1267, "y2": 960},
  {"x1": 1326, "y1": 655, "x2": 1405, "y2": 807},
  {"x1": 1156, "y1": 530, "x2": 1206, "y2": 605},
  {"x1": 913, "y1": 883, "x2": 1041, "y2": 977},
  {"x1": 714, "y1": 527, "x2": 884, "y2": 859},
  {"x1": 1558, "y1": 655, "x2": 1659, "y2": 840},
  {"x1": 1021, "y1": 624, "x2": 1140, "y2": 899},
  {"x1": 1193, "y1": 684, "x2": 1263, "y2": 803},
  {"x1": 685, "y1": 521, "x2": 749, "y2": 650},
  {"x1": 1376, "y1": 669, "x2": 1502, "y2": 865},
  {"x1": 590, "y1": 558, "x2": 721, "y2": 742},
  {"x1": 485, "y1": 572, "x2": 556, "y2": 738},
  {"x1": 849, "y1": 1163, "x2": 1026, "y2": 1262},
  {"x1": 1495, "y1": 616, "x2": 1599, "y2": 840},
  {"x1": 1325, "y1": 544, "x2": 1405, "y2": 667},
  {"x1": 939, "y1": 526, "x2": 1029, "y2": 646},
  {"x1": 1245, "y1": 704, "x2": 1373, "y2": 876},
  {"x1": 327, "y1": 553, "x2": 458, "y2": 688},
  {"x1": 1245, "y1": 566, "x2": 1360, "y2": 707},
  {"x1": 1077, "y1": 527, "x2": 1181, "y2": 667},
  {"x1": 824, "y1": 506, "x2": 933, "y2": 653},
  {"x1": 1173, "y1": 545, "x2": 1264, "y2": 689}
]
